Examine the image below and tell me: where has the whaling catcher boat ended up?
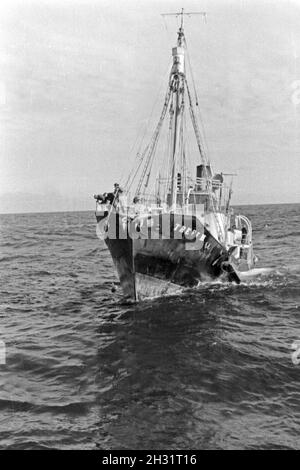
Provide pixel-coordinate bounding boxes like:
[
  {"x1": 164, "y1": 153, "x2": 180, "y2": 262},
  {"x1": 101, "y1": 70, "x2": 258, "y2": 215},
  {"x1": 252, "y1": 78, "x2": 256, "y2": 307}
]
[{"x1": 94, "y1": 9, "x2": 256, "y2": 301}]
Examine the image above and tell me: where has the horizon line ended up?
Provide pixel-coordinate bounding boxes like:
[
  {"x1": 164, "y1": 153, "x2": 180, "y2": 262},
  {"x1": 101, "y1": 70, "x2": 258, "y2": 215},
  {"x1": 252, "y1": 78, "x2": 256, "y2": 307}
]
[{"x1": 0, "y1": 201, "x2": 299, "y2": 216}]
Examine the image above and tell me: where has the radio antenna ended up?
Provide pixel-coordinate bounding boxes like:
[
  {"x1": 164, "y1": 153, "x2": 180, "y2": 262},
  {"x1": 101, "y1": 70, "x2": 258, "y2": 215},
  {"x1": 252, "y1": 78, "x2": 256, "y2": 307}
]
[{"x1": 161, "y1": 7, "x2": 207, "y2": 30}]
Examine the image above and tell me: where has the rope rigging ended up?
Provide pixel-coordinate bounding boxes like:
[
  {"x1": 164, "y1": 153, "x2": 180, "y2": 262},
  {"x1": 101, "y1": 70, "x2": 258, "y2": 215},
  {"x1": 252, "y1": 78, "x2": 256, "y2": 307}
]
[
  {"x1": 120, "y1": 19, "x2": 227, "y2": 242},
  {"x1": 184, "y1": 78, "x2": 208, "y2": 167},
  {"x1": 135, "y1": 85, "x2": 172, "y2": 196},
  {"x1": 184, "y1": 36, "x2": 211, "y2": 161}
]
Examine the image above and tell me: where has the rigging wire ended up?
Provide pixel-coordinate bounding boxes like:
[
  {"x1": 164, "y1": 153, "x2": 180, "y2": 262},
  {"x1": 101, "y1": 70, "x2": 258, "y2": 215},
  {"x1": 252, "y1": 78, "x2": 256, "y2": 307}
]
[
  {"x1": 136, "y1": 60, "x2": 173, "y2": 157},
  {"x1": 120, "y1": 23, "x2": 226, "y2": 241},
  {"x1": 184, "y1": 78, "x2": 208, "y2": 167},
  {"x1": 122, "y1": 60, "x2": 173, "y2": 192},
  {"x1": 185, "y1": 72, "x2": 223, "y2": 240},
  {"x1": 153, "y1": 98, "x2": 172, "y2": 203},
  {"x1": 125, "y1": 144, "x2": 149, "y2": 192},
  {"x1": 184, "y1": 36, "x2": 212, "y2": 165},
  {"x1": 135, "y1": 85, "x2": 172, "y2": 196}
]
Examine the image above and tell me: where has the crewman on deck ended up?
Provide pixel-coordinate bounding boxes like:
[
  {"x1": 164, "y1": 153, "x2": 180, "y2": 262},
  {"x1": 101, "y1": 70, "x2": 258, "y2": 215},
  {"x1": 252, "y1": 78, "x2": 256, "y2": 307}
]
[
  {"x1": 113, "y1": 183, "x2": 127, "y2": 211},
  {"x1": 114, "y1": 183, "x2": 123, "y2": 195}
]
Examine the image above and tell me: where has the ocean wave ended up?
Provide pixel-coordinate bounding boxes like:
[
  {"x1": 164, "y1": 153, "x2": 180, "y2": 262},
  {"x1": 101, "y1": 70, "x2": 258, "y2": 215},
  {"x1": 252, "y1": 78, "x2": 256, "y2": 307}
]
[{"x1": 2, "y1": 206, "x2": 300, "y2": 449}]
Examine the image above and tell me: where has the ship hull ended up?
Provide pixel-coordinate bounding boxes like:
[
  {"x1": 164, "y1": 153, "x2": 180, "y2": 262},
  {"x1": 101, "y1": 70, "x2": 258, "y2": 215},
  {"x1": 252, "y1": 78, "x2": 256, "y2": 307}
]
[{"x1": 97, "y1": 210, "x2": 232, "y2": 301}]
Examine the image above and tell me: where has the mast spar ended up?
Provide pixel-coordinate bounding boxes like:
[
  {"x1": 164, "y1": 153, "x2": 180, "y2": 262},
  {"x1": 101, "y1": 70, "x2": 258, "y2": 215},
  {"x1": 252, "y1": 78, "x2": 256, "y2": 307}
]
[{"x1": 161, "y1": 8, "x2": 207, "y2": 29}]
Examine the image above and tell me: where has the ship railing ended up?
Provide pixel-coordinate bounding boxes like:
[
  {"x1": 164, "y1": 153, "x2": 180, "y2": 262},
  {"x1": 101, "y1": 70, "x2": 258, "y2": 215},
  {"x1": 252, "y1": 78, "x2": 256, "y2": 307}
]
[
  {"x1": 115, "y1": 191, "x2": 163, "y2": 214},
  {"x1": 195, "y1": 177, "x2": 224, "y2": 189},
  {"x1": 234, "y1": 214, "x2": 254, "y2": 268},
  {"x1": 155, "y1": 176, "x2": 229, "y2": 208},
  {"x1": 155, "y1": 176, "x2": 226, "y2": 190},
  {"x1": 97, "y1": 184, "x2": 231, "y2": 216},
  {"x1": 235, "y1": 214, "x2": 252, "y2": 243}
]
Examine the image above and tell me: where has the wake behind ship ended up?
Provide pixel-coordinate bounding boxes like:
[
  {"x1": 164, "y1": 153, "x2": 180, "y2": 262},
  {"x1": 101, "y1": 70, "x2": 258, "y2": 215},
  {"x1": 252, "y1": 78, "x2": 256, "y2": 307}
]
[{"x1": 94, "y1": 9, "x2": 256, "y2": 301}]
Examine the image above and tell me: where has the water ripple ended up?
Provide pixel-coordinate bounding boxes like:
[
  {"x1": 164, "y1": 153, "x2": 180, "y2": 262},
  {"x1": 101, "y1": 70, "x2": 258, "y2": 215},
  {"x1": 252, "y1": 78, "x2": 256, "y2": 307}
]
[{"x1": 1, "y1": 205, "x2": 300, "y2": 449}]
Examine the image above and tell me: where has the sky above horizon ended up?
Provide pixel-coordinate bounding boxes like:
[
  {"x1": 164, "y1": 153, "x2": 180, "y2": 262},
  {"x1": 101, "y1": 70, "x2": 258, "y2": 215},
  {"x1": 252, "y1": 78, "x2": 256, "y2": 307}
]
[{"x1": 0, "y1": 0, "x2": 300, "y2": 213}]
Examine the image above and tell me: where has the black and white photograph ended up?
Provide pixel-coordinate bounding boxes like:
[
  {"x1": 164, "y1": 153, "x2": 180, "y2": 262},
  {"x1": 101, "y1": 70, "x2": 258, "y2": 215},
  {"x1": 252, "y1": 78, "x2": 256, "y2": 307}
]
[{"x1": 0, "y1": 0, "x2": 299, "y2": 452}]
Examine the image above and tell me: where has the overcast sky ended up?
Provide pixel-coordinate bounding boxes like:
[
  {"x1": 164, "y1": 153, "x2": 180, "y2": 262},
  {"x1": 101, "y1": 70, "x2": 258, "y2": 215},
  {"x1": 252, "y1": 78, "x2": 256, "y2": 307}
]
[{"x1": 0, "y1": 0, "x2": 300, "y2": 213}]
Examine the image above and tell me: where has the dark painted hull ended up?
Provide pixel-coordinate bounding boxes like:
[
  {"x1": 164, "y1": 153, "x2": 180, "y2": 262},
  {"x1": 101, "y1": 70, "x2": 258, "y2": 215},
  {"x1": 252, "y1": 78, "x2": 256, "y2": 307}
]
[{"x1": 96, "y1": 209, "x2": 233, "y2": 300}]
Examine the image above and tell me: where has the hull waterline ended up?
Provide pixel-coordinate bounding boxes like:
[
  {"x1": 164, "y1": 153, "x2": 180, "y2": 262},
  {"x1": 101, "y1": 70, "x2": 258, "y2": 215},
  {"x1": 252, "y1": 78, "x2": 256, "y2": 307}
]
[{"x1": 97, "y1": 211, "x2": 239, "y2": 301}]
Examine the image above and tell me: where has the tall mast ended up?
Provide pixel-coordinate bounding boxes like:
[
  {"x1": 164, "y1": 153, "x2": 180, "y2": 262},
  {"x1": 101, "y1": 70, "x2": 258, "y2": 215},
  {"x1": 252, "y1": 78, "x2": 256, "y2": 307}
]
[
  {"x1": 169, "y1": 12, "x2": 185, "y2": 208},
  {"x1": 134, "y1": 9, "x2": 207, "y2": 202},
  {"x1": 163, "y1": 8, "x2": 207, "y2": 208}
]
